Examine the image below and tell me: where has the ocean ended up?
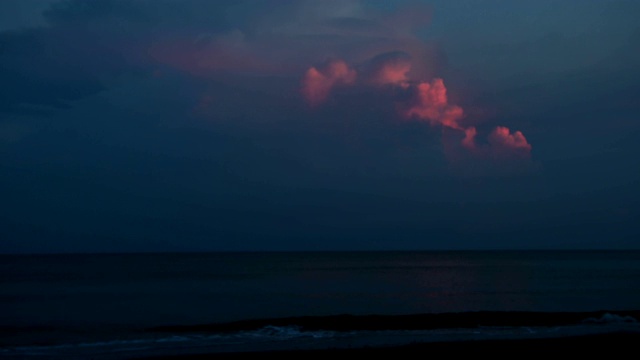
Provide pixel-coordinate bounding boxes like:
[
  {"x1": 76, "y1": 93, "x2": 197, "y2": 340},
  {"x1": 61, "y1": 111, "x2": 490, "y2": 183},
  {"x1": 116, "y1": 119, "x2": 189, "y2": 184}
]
[{"x1": 1, "y1": 251, "x2": 640, "y2": 358}]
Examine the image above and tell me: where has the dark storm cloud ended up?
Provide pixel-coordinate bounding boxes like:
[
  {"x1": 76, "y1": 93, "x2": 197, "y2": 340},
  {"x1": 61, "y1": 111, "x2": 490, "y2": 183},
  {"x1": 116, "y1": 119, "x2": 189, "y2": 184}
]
[
  {"x1": 1, "y1": 0, "x2": 639, "y2": 252},
  {"x1": 0, "y1": 0, "x2": 239, "y2": 112},
  {"x1": 0, "y1": 0, "x2": 441, "y2": 112}
]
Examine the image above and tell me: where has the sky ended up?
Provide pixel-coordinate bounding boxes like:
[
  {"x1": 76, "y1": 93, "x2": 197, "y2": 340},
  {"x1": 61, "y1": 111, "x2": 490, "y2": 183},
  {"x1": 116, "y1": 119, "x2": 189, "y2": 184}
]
[{"x1": 1, "y1": 0, "x2": 639, "y2": 253}]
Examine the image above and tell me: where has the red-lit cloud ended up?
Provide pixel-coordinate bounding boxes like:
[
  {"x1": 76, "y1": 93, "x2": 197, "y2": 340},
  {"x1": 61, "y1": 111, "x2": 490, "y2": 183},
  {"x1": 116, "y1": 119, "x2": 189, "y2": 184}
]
[
  {"x1": 462, "y1": 126, "x2": 477, "y2": 150},
  {"x1": 301, "y1": 56, "x2": 532, "y2": 162},
  {"x1": 403, "y1": 79, "x2": 464, "y2": 130},
  {"x1": 488, "y1": 126, "x2": 532, "y2": 157},
  {"x1": 369, "y1": 58, "x2": 412, "y2": 87},
  {"x1": 301, "y1": 60, "x2": 357, "y2": 106},
  {"x1": 462, "y1": 125, "x2": 532, "y2": 159}
]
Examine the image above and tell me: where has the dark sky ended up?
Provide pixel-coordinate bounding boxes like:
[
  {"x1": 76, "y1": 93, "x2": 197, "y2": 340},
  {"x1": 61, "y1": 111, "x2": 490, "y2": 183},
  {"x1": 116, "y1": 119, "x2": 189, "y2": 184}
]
[{"x1": 1, "y1": 0, "x2": 639, "y2": 253}]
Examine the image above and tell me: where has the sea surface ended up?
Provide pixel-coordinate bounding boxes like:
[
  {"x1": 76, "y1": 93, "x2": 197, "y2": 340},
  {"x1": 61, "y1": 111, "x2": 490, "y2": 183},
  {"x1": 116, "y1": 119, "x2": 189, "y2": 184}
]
[{"x1": 1, "y1": 250, "x2": 640, "y2": 358}]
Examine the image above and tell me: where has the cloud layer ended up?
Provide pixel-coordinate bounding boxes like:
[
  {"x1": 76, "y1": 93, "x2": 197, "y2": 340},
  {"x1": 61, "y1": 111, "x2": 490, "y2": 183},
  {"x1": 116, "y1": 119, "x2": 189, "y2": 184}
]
[
  {"x1": 302, "y1": 60, "x2": 357, "y2": 106},
  {"x1": 3, "y1": 0, "x2": 640, "y2": 252},
  {"x1": 300, "y1": 55, "x2": 532, "y2": 161}
]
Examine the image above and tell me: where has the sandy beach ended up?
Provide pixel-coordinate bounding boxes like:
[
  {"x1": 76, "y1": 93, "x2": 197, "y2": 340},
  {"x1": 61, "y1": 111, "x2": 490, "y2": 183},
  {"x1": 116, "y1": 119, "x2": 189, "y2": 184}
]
[
  {"x1": 129, "y1": 311, "x2": 640, "y2": 359},
  {"x1": 136, "y1": 331, "x2": 640, "y2": 358}
]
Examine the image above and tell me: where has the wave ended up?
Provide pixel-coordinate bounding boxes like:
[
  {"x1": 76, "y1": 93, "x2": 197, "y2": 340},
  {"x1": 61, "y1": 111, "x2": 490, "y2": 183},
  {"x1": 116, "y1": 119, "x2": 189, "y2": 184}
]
[
  {"x1": 2, "y1": 311, "x2": 640, "y2": 359},
  {"x1": 148, "y1": 310, "x2": 640, "y2": 333}
]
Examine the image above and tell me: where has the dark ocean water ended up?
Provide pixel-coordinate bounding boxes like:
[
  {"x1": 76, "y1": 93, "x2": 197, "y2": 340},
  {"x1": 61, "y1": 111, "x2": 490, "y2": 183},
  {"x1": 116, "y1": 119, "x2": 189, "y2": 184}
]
[{"x1": 2, "y1": 251, "x2": 640, "y2": 358}]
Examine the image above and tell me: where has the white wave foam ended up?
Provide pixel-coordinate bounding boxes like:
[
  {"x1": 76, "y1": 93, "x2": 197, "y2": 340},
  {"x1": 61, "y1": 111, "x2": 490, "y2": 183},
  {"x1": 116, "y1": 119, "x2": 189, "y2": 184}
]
[
  {"x1": 583, "y1": 313, "x2": 638, "y2": 324},
  {"x1": 0, "y1": 326, "x2": 339, "y2": 359},
  {"x1": 3, "y1": 320, "x2": 639, "y2": 359},
  {"x1": 240, "y1": 325, "x2": 338, "y2": 340}
]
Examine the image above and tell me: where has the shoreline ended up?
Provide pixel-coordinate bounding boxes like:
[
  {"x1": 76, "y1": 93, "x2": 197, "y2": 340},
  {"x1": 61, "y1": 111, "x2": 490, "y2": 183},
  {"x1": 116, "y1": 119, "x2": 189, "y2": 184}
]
[
  {"x1": 147, "y1": 310, "x2": 640, "y2": 333},
  {"x1": 3, "y1": 310, "x2": 639, "y2": 359},
  {"x1": 134, "y1": 331, "x2": 640, "y2": 358},
  {"x1": 132, "y1": 311, "x2": 640, "y2": 359}
]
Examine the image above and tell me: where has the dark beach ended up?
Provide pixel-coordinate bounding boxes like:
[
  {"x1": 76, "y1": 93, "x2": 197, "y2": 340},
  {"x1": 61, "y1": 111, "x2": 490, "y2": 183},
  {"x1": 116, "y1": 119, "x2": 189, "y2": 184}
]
[
  {"x1": 132, "y1": 311, "x2": 640, "y2": 359},
  {"x1": 136, "y1": 332, "x2": 640, "y2": 359},
  {"x1": 3, "y1": 253, "x2": 640, "y2": 359}
]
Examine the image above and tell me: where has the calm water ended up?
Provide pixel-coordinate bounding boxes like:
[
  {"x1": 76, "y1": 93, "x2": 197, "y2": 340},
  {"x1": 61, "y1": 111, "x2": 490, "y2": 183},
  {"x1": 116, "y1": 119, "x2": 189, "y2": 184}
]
[{"x1": 2, "y1": 251, "x2": 640, "y2": 357}]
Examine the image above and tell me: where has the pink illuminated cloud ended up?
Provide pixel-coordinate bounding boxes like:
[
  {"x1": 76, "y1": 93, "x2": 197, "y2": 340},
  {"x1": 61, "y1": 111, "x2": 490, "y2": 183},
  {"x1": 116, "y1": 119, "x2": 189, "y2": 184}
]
[
  {"x1": 301, "y1": 60, "x2": 357, "y2": 106},
  {"x1": 403, "y1": 78, "x2": 464, "y2": 130},
  {"x1": 461, "y1": 125, "x2": 532, "y2": 159},
  {"x1": 462, "y1": 126, "x2": 477, "y2": 150},
  {"x1": 369, "y1": 58, "x2": 412, "y2": 87},
  {"x1": 488, "y1": 126, "x2": 532, "y2": 157},
  {"x1": 300, "y1": 56, "x2": 532, "y2": 163}
]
